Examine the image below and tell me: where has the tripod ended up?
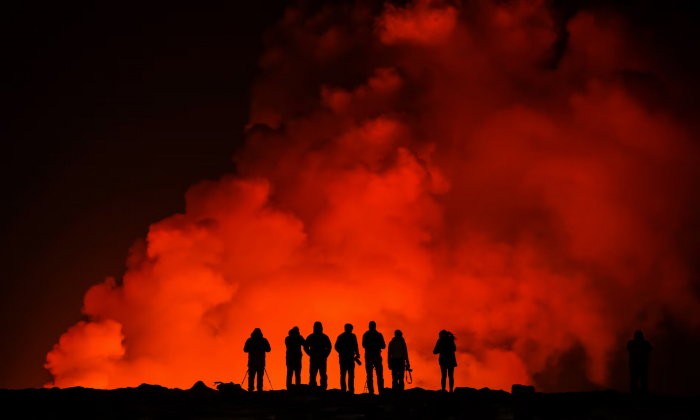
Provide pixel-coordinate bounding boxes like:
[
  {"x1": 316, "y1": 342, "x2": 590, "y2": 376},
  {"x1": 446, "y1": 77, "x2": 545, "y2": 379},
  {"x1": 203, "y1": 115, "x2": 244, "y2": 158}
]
[{"x1": 241, "y1": 368, "x2": 274, "y2": 391}]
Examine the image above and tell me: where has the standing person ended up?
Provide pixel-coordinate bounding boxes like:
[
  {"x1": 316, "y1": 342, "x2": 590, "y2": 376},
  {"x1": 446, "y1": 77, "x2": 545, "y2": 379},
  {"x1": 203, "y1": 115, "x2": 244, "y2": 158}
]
[
  {"x1": 285, "y1": 326, "x2": 306, "y2": 389},
  {"x1": 388, "y1": 330, "x2": 410, "y2": 391},
  {"x1": 243, "y1": 328, "x2": 271, "y2": 392},
  {"x1": 304, "y1": 321, "x2": 332, "y2": 390},
  {"x1": 433, "y1": 330, "x2": 456, "y2": 392},
  {"x1": 362, "y1": 321, "x2": 386, "y2": 394},
  {"x1": 335, "y1": 323, "x2": 360, "y2": 393},
  {"x1": 627, "y1": 330, "x2": 652, "y2": 393}
]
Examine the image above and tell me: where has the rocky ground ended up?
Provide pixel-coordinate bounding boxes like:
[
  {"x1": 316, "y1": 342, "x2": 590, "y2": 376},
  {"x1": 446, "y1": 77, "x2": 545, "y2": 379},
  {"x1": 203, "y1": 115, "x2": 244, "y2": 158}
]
[{"x1": 0, "y1": 382, "x2": 696, "y2": 419}]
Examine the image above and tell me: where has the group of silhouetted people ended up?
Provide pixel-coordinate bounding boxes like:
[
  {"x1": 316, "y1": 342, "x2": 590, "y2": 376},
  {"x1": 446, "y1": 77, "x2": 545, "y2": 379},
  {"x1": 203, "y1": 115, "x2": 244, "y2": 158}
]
[
  {"x1": 245, "y1": 324, "x2": 652, "y2": 394},
  {"x1": 244, "y1": 321, "x2": 457, "y2": 393}
]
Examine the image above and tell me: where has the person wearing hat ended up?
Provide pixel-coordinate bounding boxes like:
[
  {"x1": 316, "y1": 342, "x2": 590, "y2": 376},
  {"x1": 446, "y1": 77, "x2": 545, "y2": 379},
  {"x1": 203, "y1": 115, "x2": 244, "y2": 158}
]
[
  {"x1": 388, "y1": 330, "x2": 410, "y2": 391},
  {"x1": 335, "y1": 323, "x2": 360, "y2": 393},
  {"x1": 304, "y1": 321, "x2": 332, "y2": 390},
  {"x1": 285, "y1": 326, "x2": 306, "y2": 389},
  {"x1": 243, "y1": 328, "x2": 271, "y2": 392}
]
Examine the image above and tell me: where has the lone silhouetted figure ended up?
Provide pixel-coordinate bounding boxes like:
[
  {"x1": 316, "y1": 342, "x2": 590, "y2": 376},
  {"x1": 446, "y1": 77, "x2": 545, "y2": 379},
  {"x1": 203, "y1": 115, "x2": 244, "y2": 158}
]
[
  {"x1": 335, "y1": 323, "x2": 360, "y2": 393},
  {"x1": 388, "y1": 330, "x2": 410, "y2": 391},
  {"x1": 243, "y1": 328, "x2": 271, "y2": 392},
  {"x1": 285, "y1": 326, "x2": 306, "y2": 389},
  {"x1": 627, "y1": 330, "x2": 652, "y2": 394},
  {"x1": 304, "y1": 321, "x2": 332, "y2": 390},
  {"x1": 362, "y1": 321, "x2": 386, "y2": 394},
  {"x1": 433, "y1": 330, "x2": 456, "y2": 392}
]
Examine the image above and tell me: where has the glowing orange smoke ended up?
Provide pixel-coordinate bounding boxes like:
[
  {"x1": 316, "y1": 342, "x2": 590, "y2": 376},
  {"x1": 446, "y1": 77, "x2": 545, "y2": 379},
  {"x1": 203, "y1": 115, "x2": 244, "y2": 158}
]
[{"x1": 46, "y1": 0, "x2": 700, "y2": 392}]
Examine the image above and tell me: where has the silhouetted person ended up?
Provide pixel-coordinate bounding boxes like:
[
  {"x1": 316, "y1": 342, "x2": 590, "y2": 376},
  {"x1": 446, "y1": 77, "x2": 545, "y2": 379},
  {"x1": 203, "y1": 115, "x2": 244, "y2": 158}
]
[
  {"x1": 362, "y1": 321, "x2": 386, "y2": 394},
  {"x1": 304, "y1": 321, "x2": 332, "y2": 390},
  {"x1": 627, "y1": 330, "x2": 652, "y2": 394},
  {"x1": 388, "y1": 330, "x2": 410, "y2": 391},
  {"x1": 243, "y1": 328, "x2": 271, "y2": 392},
  {"x1": 285, "y1": 326, "x2": 306, "y2": 389},
  {"x1": 335, "y1": 323, "x2": 360, "y2": 393},
  {"x1": 433, "y1": 330, "x2": 456, "y2": 392}
]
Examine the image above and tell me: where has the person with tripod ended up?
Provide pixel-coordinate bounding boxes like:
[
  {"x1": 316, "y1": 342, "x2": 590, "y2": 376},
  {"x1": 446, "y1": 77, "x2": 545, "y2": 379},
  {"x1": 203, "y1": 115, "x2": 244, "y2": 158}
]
[
  {"x1": 388, "y1": 330, "x2": 410, "y2": 391},
  {"x1": 243, "y1": 328, "x2": 271, "y2": 392},
  {"x1": 304, "y1": 321, "x2": 332, "y2": 390},
  {"x1": 335, "y1": 323, "x2": 360, "y2": 393},
  {"x1": 362, "y1": 321, "x2": 386, "y2": 394}
]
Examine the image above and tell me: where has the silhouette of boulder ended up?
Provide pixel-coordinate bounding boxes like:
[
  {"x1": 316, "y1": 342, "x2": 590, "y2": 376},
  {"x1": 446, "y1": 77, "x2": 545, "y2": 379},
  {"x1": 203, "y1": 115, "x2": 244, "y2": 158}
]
[
  {"x1": 512, "y1": 384, "x2": 535, "y2": 395},
  {"x1": 215, "y1": 382, "x2": 246, "y2": 395},
  {"x1": 187, "y1": 381, "x2": 217, "y2": 393},
  {"x1": 454, "y1": 386, "x2": 479, "y2": 396}
]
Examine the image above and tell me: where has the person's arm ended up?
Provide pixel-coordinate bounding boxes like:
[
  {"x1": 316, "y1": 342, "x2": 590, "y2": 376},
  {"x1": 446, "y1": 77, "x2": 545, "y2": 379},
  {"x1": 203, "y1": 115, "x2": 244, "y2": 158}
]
[
  {"x1": 388, "y1": 341, "x2": 395, "y2": 359},
  {"x1": 362, "y1": 332, "x2": 367, "y2": 349},
  {"x1": 303, "y1": 336, "x2": 312, "y2": 356},
  {"x1": 433, "y1": 340, "x2": 440, "y2": 355},
  {"x1": 264, "y1": 338, "x2": 271, "y2": 352},
  {"x1": 244, "y1": 339, "x2": 250, "y2": 353},
  {"x1": 334, "y1": 336, "x2": 341, "y2": 354},
  {"x1": 405, "y1": 342, "x2": 410, "y2": 364},
  {"x1": 380, "y1": 333, "x2": 386, "y2": 350},
  {"x1": 353, "y1": 336, "x2": 360, "y2": 358},
  {"x1": 325, "y1": 336, "x2": 332, "y2": 357}
]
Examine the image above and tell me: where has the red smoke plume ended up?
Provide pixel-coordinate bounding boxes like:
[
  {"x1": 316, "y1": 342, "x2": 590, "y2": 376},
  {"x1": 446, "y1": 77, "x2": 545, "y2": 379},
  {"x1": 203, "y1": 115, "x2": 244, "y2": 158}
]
[{"x1": 46, "y1": 0, "x2": 700, "y2": 392}]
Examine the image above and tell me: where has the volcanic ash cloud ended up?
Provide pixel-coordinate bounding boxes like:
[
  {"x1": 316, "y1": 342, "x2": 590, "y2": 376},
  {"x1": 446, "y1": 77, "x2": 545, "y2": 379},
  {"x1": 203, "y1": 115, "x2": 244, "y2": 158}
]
[{"x1": 46, "y1": 0, "x2": 700, "y2": 392}]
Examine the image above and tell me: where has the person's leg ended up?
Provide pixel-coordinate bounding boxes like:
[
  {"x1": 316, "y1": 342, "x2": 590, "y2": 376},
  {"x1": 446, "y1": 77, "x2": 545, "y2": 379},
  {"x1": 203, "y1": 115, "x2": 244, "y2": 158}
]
[
  {"x1": 398, "y1": 360, "x2": 405, "y2": 391},
  {"x1": 257, "y1": 367, "x2": 264, "y2": 391},
  {"x1": 286, "y1": 363, "x2": 293, "y2": 389},
  {"x1": 248, "y1": 368, "x2": 255, "y2": 392},
  {"x1": 440, "y1": 366, "x2": 446, "y2": 391},
  {"x1": 320, "y1": 359, "x2": 328, "y2": 390},
  {"x1": 640, "y1": 365, "x2": 648, "y2": 393},
  {"x1": 365, "y1": 359, "x2": 375, "y2": 394},
  {"x1": 448, "y1": 367, "x2": 454, "y2": 392},
  {"x1": 309, "y1": 359, "x2": 318, "y2": 387},
  {"x1": 376, "y1": 357, "x2": 384, "y2": 392},
  {"x1": 630, "y1": 365, "x2": 639, "y2": 393},
  {"x1": 340, "y1": 366, "x2": 347, "y2": 392},
  {"x1": 295, "y1": 358, "x2": 302, "y2": 385},
  {"x1": 348, "y1": 365, "x2": 355, "y2": 394}
]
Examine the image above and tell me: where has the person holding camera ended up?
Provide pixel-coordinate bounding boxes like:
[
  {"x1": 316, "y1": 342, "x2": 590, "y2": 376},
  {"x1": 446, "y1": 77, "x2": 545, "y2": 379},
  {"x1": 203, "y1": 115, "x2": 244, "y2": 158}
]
[
  {"x1": 388, "y1": 330, "x2": 410, "y2": 391},
  {"x1": 335, "y1": 323, "x2": 360, "y2": 393},
  {"x1": 362, "y1": 321, "x2": 386, "y2": 394},
  {"x1": 243, "y1": 328, "x2": 271, "y2": 392}
]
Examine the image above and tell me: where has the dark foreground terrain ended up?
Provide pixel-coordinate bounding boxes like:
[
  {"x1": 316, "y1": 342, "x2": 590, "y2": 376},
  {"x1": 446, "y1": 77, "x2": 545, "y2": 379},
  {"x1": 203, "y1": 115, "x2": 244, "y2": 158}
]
[{"x1": 0, "y1": 382, "x2": 696, "y2": 420}]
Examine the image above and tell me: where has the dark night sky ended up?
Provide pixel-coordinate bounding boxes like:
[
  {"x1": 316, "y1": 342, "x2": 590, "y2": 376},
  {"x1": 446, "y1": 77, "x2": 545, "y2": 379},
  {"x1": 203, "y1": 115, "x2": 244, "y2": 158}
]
[
  {"x1": 0, "y1": 1, "x2": 287, "y2": 389},
  {"x1": 2, "y1": 0, "x2": 700, "y2": 392}
]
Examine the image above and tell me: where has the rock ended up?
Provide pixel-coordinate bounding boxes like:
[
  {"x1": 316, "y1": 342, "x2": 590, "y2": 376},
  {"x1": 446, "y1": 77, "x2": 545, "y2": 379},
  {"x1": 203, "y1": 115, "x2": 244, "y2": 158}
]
[
  {"x1": 187, "y1": 381, "x2": 217, "y2": 393},
  {"x1": 512, "y1": 384, "x2": 535, "y2": 395}
]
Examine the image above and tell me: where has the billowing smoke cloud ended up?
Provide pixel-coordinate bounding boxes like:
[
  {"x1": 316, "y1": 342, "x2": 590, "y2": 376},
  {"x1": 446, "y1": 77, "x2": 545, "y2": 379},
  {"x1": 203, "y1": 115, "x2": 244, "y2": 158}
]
[{"x1": 46, "y1": 0, "x2": 700, "y2": 392}]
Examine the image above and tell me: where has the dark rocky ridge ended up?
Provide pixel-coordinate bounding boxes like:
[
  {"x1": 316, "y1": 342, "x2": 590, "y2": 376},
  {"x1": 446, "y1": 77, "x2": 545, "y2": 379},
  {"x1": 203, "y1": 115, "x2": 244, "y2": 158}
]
[{"x1": 0, "y1": 383, "x2": 696, "y2": 419}]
